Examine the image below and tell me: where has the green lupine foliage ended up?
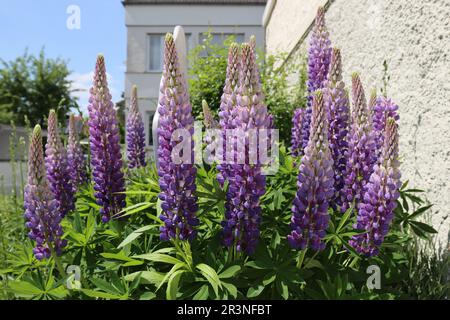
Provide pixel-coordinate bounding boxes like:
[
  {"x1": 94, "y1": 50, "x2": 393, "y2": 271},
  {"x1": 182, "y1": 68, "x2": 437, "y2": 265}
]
[{"x1": 0, "y1": 147, "x2": 447, "y2": 300}]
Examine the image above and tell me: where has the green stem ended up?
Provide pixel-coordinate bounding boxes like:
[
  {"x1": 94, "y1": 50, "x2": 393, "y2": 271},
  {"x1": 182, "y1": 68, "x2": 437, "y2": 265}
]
[
  {"x1": 296, "y1": 249, "x2": 308, "y2": 269},
  {"x1": 50, "y1": 248, "x2": 66, "y2": 278},
  {"x1": 303, "y1": 251, "x2": 319, "y2": 268}
]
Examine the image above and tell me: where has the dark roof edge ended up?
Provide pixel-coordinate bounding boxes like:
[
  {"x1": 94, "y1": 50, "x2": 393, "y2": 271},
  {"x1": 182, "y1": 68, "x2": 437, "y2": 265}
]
[{"x1": 122, "y1": 1, "x2": 266, "y2": 6}]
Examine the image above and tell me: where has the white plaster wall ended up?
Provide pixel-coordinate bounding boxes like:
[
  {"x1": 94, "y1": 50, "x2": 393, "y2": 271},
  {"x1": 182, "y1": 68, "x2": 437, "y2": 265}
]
[{"x1": 268, "y1": 0, "x2": 450, "y2": 246}]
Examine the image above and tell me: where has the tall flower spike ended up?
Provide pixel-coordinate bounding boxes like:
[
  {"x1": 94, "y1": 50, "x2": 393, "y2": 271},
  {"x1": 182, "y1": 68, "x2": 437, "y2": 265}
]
[
  {"x1": 157, "y1": 33, "x2": 199, "y2": 241},
  {"x1": 301, "y1": 6, "x2": 332, "y2": 152},
  {"x1": 324, "y1": 48, "x2": 350, "y2": 207},
  {"x1": 373, "y1": 96, "x2": 399, "y2": 156},
  {"x1": 217, "y1": 42, "x2": 240, "y2": 185},
  {"x1": 341, "y1": 73, "x2": 377, "y2": 212},
  {"x1": 126, "y1": 85, "x2": 147, "y2": 169},
  {"x1": 68, "y1": 114, "x2": 87, "y2": 191},
  {"x1": 350, "y1": 118, "x2": 401, "y2": 256},
  {"x1": 221, "y1": 42, "x2": 269, "y2": 255},
  {"x1": 88, "y1": 55, "x2": 126, "y2": 223},
  {"x1": 45, "y1": 110, "x2": 74, "y2": 217},
  {"x1": 25, "y1": 125, "x2": 67, "y2": 260},
  {"x1": 288, "y1": 91, "x2": 334, "y2": 251}
]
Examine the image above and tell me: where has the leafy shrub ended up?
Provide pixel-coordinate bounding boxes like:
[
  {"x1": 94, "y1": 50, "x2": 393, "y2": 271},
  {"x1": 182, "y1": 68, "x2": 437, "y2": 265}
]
[{"x1": 1, "y1": 147, "x2": 446, "y2": 300}]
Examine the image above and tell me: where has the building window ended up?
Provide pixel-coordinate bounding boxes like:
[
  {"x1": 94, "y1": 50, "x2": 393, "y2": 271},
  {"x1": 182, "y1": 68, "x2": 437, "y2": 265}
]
[
  {"x1": 148, "y1": 34, "x2": 165, "y2": 71},
  {"x1": 148, "y1": 111, "x2": 155, "y2": 146}
]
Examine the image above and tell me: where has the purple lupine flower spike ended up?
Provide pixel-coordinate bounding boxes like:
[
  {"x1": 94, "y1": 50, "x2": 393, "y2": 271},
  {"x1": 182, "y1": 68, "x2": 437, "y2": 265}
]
[
  {"x1": 88, "y1": 55, "x2": 126, "y2": 223},
  {"x1": 25, "y1": 125, "x2": 67, "y2": 260},
  {"x1": 68, "y1": 114, "x2": 87, "y2": 191},
  {"x1": 373, "y1": 96, "x2": 399, "y2": 155},
  {"x1": 45, "y1": 110, "x2": 74, "y2": 218},
  {"x1": 157, "y1": 33, "x2": 199, "y2": 241},
  {"x1": 288, "y1": 90, "x2": 334, "y2": 251},
  {"x1": 291, "y1": 108, "x2": 306, "y2": 158},
  {"x1": 324, "y1": 48, "x2": 350, "y2": 206},
  {"x1": 126, "y1": 85, "x2": 147, "y2": 169},
  {"x1": 341, "y1": 73, "x2": 377, "y2": 212},
  {"x1": 217, "y1": 43, "x2": 240, "y2": 186},
  {"x1": 221, "y1": 42, "x2": 269, "y2": 255},
  {"x1": 350, "y1": 118, "x2": 401, "y2": 256},
  {"x1": 300, "y1": 6, "x2": 332, "y2": 152}
]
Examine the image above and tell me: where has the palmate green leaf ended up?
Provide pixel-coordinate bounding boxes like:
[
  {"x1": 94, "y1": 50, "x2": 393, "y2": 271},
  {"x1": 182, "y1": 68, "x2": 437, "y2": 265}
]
[
  {"x1": 222, "y1": 282, "x2": 238, "y2": 299},
  {"x1": 157, "y1": 262, "x2": 187, "y2": 291},
  {"x1": 276, "y1": 280, "x2": 289, "y2": 300},
  {"x1": 409, "y1": 221, "x2": 438, "y2": 234},
  {"x1": 118, "y1": 225, "x2": 154, "y2": 249},
  {"x1": 193, "y1": 284, "x2": 210, "y2": 300},
  {"x1": 166, "y1": 270, "x2": 185, "y2": 300},
  {"x1": 336, "y1": 205, "x2": 354, "y2": 233},
  {"x1": 196, "y1": 263, "x2": 222, "y2": 297},
  {"x1": 218, "y1": 265, "x2": 241, "y2": 279},
  {"x1": 81, "y1": 289, "x2": 124, "y2": 300},
  {"x1": 407, "y1": 205, "x2": 433, "y2": 220},
  {"x1": 246, "y1": 283, "x2": 265, "y2": 298},
  {"x1": 124, "y1": 270, "x2": 166, "y2": 285},
  {"x1": 134, "y1": 253, "x2": 184, "y2": 265},
  {"x1": 8, "y1": 280, "x2": 42, "y2": 298}
]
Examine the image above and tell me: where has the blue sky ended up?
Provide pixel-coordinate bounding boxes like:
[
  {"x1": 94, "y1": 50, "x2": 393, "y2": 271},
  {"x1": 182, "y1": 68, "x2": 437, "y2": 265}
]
[{"x1": 0, "y1": 0, "x2": 126, "y2": 113}]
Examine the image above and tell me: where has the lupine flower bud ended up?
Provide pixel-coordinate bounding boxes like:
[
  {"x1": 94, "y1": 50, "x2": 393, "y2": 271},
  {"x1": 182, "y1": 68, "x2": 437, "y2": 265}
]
[
  {"x1": 24, "y1": 125, "x2": 67, "y2": 260},
  {"x1": 202, "y1": 100, "x2": 220, "y2": 164},
  {"x1": 350, "y1": 118, "x2": 401, "y2": 256},
  {"x1": 291, "y1": 108, "x2": 306, "y2": 158},
  {"x1": 157, "y1": 33, "x2": 199, "y2": 241},
  {"x1": 324, "y1": 48, "x2": 350, "y2": 206},
  {"x1": 88, "y1": 55, "x2": 126, "y2": 223},
  {"x1": 126, "y1": 85, "x2": 147, "y2": 168},
  {"x1": 221, "y1": 42, "x2": 269, "y2": 255},
  {"x1": 288, "y1": 91, "x2": 334, "y2": 251},
  {"x1": 373, "y1": 96, "x2": 399, "y2": 155},
  {"x1": 341, "y1": 73, "x2": 377, "y2": 212},
  {"x1": 45, "y1": 110, "x2": 74, "y2": 217},
  {"x1": 301, "y1": 6, "x2": 332, "y2": 152},
  {"x1": 217, "y1": 43, "x2": 240, "y2": 185},
  {"x1": 68, "y1": 114, "x2": 87, "y2": 190}
]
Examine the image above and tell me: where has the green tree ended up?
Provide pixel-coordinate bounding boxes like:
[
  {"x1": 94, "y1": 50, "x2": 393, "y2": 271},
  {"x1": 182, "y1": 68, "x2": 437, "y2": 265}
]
[
  {"x1": 0, "y1": 49, "x2": 79, "y2": 126},
  {"x1": 187, "y1": 32, "x2": 307, "y2": 145}
]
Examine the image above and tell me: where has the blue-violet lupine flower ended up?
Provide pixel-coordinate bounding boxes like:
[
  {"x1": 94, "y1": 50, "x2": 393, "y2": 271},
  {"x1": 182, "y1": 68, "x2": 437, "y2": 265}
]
[
  {"x1": 24, "y1": 125, "x2": 67, "y2": 260},
  {"x1": 373, "y1": 96, "x2": 399, "y2": 156},
  {"x1": 217, "y1": 43, "x2": 240, "y2": 186},
  {"x1": 88, "y1": 55, "x2": 126, "y2": 223},
  {"x1": 126, "y1": 85, "x2": 147, "y2": 169},
  {"x1": 341, "y1": 73, "x2": 377, "y2": 212},
  {"x1": 288, "y1": 90, "x2": 334, "y2": 251},
  {"x1": 324, "y1": 48, "x2": 350, "y2": 207},
  {"x1": 45, "y1": 110, "x2": 74, "y2": 218},
  {"x1": 349, "y1": 117, "x2": 401, "y2": 256},
  {"x1": 300, "y1": 6, "x2": 332, "y2": 152},
  {"x1": 221, "y1": 42, "x2": 270, "y2": 255},
  {"x1": 157, "y1": 33, "x2": 199, "y2": 241},
  {"x1": 68, "y1": 113, "x2": 87, "y2": 191}
]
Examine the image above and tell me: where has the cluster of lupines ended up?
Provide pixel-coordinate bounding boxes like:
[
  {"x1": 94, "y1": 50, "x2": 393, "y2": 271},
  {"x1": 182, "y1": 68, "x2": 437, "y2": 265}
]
[
  {"x1": 45, "y1": 110, "x2": 74, "y2": 217},
  {"x1": 324, "y1": 48, "x2": 350, "y2": 206},
  {"x1": 350, "y1": 118, "x2": 401, "y2": 256},
  {"x1": 24, "y1": 125, "x2": 67, "y2": 260},
  {"x1": 157, "y1": 33, "x2": 199, "y2": 241},
  {"x1": 340, "y1": 74, "x2": 377, "y2": 212},
  {"x1": 88, "y1": 55, "x2": 126, "y2": 222},
  {"x1": 126, "y1": 85, "x2": 147, "y2": 169},
  {"x1": 217, "y1": 43, "x2": 240, "y2": 186},
  {"x1": 293, "y1": 6, "x2": 332, "y2": 157},
  {"x1": 220, "y1": 42, "x2": 270, "y2": 255},
  {"x1": 68, "y1": 114, "x2": 87, "y2": 191},
  {"x1": 288, "y1": 91, "x2": 334, "y2": 251}
]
